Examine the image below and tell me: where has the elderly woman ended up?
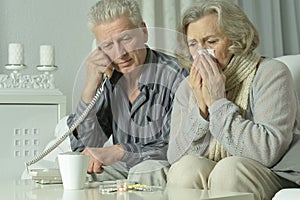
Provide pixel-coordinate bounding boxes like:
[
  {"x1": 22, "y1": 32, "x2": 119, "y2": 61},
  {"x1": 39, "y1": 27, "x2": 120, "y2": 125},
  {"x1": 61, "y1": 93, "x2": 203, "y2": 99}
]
[{"x1": 167, "y1": 0, "x2": 300, "y2": 199}]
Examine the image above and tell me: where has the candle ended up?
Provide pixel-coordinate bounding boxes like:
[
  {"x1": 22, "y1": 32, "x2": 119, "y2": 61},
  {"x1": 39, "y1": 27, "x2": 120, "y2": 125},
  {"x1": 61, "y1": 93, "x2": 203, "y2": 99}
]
[
  {"x1": 40, "y1": 45, "x2": 55, "y2": 66},
  {"x1": 8, "y1": 43, "x2": 24, "y2": 65}
]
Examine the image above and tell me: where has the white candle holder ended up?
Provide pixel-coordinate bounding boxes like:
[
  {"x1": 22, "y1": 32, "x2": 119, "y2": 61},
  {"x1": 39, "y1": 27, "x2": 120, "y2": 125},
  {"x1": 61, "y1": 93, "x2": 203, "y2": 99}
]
[
  {"x1": 0, "y1": 70, "x2": 56, "y2": 89},
  {"x1": 1, "y1": 44, "x2": 58, "y2": 89}
]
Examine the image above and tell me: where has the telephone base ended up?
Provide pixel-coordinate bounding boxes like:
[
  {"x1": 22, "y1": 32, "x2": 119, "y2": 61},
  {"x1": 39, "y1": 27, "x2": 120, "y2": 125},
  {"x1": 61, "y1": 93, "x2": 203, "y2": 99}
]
[{"x1": 29, "y1": 168, "x2": 62, "y2": 184}]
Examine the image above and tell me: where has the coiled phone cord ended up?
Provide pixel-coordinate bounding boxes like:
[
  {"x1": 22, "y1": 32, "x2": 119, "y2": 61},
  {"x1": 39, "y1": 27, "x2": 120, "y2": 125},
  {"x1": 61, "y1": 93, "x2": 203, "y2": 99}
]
[{"x1": 25, "y1": 76, "x2": 108, "y2": 170}]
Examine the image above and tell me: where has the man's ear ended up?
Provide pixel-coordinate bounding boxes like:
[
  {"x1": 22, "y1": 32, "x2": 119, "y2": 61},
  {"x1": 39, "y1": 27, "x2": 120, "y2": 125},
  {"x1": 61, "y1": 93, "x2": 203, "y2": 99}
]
[
  {"x1": 141, "y1": 22, "x2": 148, "y2": 43},
  {"x1": 92, "y1": 38, "x2": 99, "y2": 51}
]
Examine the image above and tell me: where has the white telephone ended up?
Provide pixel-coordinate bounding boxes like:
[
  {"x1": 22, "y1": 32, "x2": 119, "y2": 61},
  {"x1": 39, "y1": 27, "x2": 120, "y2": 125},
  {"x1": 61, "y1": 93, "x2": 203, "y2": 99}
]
[{"x1": 25, "y1": 76, "x2": 108, "y2": 183}]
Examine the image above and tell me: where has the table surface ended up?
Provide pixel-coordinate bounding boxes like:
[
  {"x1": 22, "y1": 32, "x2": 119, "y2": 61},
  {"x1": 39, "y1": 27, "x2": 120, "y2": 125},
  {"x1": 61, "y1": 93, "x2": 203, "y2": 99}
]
[{"x1": 0, "y1": 179, "x2": 254, "y2": 200}]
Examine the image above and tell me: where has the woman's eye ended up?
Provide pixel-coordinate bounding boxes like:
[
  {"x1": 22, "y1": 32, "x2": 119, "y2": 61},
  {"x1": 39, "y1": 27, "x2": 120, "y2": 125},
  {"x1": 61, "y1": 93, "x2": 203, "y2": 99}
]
[{"x1": 188, "y1": 42, "x2": 197, "y2": 47}]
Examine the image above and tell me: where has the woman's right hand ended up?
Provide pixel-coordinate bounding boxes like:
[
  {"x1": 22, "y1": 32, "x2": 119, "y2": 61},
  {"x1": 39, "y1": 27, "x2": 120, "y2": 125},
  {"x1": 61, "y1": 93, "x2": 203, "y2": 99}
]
[
  {"x1": 82, "y1": 48, "x2": 114, "y2": 103},
  {"x1": 189, "y1": 63, "x2": 208, "y2": 120}
]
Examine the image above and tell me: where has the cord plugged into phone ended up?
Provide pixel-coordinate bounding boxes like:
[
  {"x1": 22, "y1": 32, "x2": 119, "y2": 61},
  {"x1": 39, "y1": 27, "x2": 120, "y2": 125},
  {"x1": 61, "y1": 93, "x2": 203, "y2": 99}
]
[{"x1": 25, "y1": 75, "x2": 108, "y2": 183}]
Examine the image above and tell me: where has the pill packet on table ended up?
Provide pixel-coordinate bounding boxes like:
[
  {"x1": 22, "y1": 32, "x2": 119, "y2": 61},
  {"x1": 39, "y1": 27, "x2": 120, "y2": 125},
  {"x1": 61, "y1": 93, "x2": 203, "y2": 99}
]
[
  {"x1": 99, "y1": 180, "x2": 164, "y2": 194},
  {"x1": 99, "y1": 180, "x2": 118, "y2": 194},
  {"x1": 129, "y1": 184, "x2": 164, "y2": 192},
  {"x1": 99, "y1": 180, "x2": 134, "y2": 193}
]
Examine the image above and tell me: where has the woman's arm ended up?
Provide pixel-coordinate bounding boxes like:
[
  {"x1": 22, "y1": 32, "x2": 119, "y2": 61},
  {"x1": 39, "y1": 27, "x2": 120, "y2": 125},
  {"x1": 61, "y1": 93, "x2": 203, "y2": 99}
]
[
  {"x1": 167, "y1": 78, "x2": 211, "y2": 164},
  {"x1": 209, "y1": 59, "x2": 297, "y2": 167}
]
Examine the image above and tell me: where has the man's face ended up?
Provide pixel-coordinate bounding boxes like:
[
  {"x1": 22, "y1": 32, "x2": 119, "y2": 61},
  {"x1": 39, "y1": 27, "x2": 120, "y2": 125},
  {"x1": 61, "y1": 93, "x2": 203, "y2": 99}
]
[{"x1": 93, "y1": 15, "x2": 148, "y2": 74}]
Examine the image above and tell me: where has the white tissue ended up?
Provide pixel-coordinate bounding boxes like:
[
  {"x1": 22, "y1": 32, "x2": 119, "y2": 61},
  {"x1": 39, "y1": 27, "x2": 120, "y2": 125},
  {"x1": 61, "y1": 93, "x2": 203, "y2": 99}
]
[
  {"x1": 193, "y1": 49, "x2": 215, "y2": 60},
  {"x1": 198, "y1": 49, "x2": 215, "y2": 57}
]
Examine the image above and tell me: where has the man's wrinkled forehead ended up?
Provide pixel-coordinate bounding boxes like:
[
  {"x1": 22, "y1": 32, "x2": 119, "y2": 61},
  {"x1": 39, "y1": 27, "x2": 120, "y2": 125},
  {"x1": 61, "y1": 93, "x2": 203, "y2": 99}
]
[
  {"x1": 98, "y1": 28, "x2": 143, "y2": 45},
  {"x1": 93, "y1": 16, "x2": 141, "y2": 40}
]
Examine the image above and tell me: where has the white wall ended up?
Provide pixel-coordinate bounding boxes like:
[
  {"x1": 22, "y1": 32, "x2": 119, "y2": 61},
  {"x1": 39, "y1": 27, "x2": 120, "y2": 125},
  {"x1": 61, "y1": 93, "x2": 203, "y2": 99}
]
[
  {"x1": 0, "y1": 0, "x2": 96, "y2": 114},
  {"x1": 1, "y1": 0, "x2": 298, "y2": 115},
  {"x1": 0, "y1": 0, "x2": 187, "y2": 115}
]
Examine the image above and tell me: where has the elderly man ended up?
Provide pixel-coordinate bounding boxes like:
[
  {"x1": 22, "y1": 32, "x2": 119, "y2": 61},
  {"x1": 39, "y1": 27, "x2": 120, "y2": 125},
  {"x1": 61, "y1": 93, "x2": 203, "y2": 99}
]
[{"x1": 68, "y1": 0, "x2": 188, "y2": 186}]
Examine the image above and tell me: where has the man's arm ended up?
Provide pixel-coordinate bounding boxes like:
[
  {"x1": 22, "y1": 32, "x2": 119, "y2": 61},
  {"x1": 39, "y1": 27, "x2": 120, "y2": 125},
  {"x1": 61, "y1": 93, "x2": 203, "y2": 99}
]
[{"x1": 67, "y1": 86, "x2": 112, "y2": 151}]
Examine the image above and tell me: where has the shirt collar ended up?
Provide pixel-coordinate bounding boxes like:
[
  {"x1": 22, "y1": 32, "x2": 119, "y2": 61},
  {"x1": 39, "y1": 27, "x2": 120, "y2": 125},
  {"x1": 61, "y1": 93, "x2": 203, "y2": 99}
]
[{"x1": 138, "y1": 46, "x2": 157, "y2": 89}]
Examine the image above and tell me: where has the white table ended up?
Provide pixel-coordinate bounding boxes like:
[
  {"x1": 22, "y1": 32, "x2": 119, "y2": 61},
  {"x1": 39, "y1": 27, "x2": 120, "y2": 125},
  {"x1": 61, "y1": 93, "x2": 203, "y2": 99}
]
[
  {"x1": 0, "y1": 179, "x2": 254, "y2": 200},
  {"x1": 272, "y1": 188, "x2": 300, "y2": 200}
]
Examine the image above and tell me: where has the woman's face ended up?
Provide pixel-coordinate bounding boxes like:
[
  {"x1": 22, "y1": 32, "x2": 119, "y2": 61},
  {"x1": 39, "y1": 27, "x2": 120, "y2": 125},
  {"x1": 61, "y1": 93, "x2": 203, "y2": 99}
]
[{"x1": 187, "y1": 13, "x2": 233, "y2": 70}]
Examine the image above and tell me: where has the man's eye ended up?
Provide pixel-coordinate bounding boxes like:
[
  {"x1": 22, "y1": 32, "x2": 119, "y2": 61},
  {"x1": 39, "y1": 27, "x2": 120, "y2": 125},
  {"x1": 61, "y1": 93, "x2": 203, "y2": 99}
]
[
  {"x1": 101, "y1": 43, "x2": 113, "y2": 50},
  {"x1": 121, "y1": 35, "x2": 132, "y2": 42}
]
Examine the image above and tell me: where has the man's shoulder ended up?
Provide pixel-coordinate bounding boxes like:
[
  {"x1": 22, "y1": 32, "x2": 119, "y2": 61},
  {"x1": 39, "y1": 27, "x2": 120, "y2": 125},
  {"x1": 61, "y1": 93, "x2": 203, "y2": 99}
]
[
  {"x1": 149, "y1": 48, "x2": 188, "y2": 74},
  {"x1": 151, "y1": 49, "x2": 178, "y2": 63}
]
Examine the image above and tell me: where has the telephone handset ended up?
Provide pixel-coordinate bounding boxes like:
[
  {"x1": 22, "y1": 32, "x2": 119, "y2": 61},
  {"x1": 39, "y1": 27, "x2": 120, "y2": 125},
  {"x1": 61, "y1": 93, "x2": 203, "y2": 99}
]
[{"x1": 25, "y1": 75, "x2": 108, "y2": 172}]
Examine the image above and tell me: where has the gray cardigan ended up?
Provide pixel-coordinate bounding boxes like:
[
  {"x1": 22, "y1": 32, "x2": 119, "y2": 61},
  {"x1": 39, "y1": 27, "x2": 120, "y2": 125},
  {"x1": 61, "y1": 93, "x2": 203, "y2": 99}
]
[{"x1": 167, "y1": 58, "x2": 300, "y2": 184}]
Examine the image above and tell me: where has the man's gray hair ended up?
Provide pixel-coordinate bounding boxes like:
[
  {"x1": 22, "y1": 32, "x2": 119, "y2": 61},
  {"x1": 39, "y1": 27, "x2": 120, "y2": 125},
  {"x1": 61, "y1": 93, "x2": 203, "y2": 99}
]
[{"x1": 87, "y1": 0, "x2": 143, "y2": 30}]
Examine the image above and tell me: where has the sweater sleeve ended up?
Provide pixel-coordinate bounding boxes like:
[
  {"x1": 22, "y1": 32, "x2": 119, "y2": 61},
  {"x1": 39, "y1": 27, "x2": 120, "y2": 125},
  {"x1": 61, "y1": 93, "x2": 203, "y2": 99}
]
[
  {"x1": 167, "y1": 78, "x2": 210, "y2": 164},
  {"x1": 208, "y1": 59, "x2": 298, "y2": 167}
]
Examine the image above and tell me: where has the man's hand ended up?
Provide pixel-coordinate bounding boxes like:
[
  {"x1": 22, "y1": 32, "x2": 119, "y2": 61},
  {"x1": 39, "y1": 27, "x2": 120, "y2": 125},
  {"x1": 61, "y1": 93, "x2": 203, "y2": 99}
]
[
  {"x1": 81, "y1": 145, "x2": 124, "y2": 174},
  {"x1": 82, "y1": 48, "x2": 114, "y2": 104},
  {"x1": 81, "y1": 149, "x2": 104, "y2": 174}
]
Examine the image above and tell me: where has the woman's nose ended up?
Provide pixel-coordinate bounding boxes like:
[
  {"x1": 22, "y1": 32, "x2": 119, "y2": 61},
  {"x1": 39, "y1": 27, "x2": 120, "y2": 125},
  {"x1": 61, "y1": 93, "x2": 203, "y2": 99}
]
[{"x1": 196, "y1": 44, "x2": 206, "y2": 51}]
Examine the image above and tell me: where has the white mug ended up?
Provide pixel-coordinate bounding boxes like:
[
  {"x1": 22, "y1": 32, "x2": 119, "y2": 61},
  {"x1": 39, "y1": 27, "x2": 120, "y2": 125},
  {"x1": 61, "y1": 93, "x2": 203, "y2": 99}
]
[{"x1": 58, "y1": 152, "x2": 89, "y2": 190}]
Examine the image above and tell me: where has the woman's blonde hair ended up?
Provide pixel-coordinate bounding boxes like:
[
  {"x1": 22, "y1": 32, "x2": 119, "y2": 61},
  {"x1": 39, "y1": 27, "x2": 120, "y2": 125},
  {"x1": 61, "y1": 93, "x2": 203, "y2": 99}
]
[{"x1": 176, "y1": 0, "x2": 259, "y2": 67}]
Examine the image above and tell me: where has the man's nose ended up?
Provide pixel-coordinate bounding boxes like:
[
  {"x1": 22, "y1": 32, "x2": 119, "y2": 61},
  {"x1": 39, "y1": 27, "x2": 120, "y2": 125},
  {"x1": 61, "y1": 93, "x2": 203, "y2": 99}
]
[{"x1": 115, "y1": 42, "x2": 127, "y2": 58}]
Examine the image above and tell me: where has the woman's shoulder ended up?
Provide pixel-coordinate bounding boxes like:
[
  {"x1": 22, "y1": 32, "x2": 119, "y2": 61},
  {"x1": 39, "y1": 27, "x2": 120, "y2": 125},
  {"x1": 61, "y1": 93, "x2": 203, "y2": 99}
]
[
  {"x1": 174, "y1": 76, "x2": 195, "y2": 104},
  {"x1": 257, "y1": 57, "x2": 291, "y2": 74},
  {"x1": 252, "y1": 57, "x2": 294, "y2": 92},
  {"x1": 255, "y1": 57, "x2": 292, "y2": 81},
  {"x1": 175, "y1": 76, "x2": 191, "y2": 95}
]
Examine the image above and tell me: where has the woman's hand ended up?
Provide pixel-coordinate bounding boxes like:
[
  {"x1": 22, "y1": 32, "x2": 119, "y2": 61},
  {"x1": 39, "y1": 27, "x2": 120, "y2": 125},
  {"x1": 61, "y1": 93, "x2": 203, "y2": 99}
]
[
  {"x1": 82, "y1": 49, "x2": 114, "y2": 103},
  {"x1": 189, "y1": 56, "x2": 208, "y2": 119},
  {"x1": 197, "y1": 54, "x2": 226, "y2": 107}
]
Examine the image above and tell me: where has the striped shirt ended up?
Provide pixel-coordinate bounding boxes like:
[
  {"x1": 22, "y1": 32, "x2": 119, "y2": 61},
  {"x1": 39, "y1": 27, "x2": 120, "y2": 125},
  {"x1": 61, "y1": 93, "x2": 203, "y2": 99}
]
[{"x1": 68, "y1": 47, "x2": 188, "y2": 168}]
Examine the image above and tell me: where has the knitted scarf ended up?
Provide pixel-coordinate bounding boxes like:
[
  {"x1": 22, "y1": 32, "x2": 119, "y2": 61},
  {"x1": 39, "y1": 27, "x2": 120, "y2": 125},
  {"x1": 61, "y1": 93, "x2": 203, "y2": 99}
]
[{"x1": 208, "y1": 52, "x2": 261, "y2": 162}]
